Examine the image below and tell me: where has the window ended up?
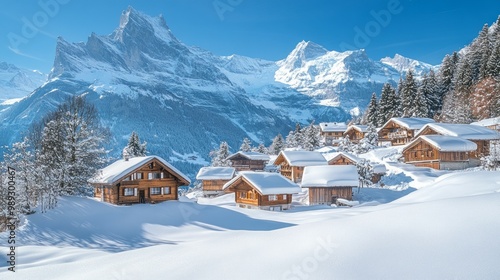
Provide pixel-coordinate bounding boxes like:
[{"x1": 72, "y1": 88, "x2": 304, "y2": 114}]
[
  {"x1": 130, "y1": 173, "x2": 142, "y2": 180},
  {"x1": 283, "y1": 194, "x2": 287, "y2": 200},
  {"x1": 148, "y1": 172, "x2": 162, "y2": 180},
  {"x1": 124, "y1": 188, "x2": 134, "y2": 196},
  {"x1": 268, "y1": 195, "x2": 277, "y2": 201},
  {"x1": 150, "y1": 187, "x2": 161, "y2": 195},
  {"x1": 163, "y1": 187, "x2": 171, "y2": 195},
  {"x1": 240, "y1": 192, "x2": 247, "y2": 199}
]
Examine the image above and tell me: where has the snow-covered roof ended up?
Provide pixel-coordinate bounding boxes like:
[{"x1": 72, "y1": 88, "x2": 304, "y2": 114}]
[
  {"x1": 223, "y1": 172, "x2": 301, "y2": 195},
  {"x1": 372, "y1": 164, "x2": 387, "y2": 174},
  {"x1": 301, "y1": 165, "x2": 359, "y2": 188},
  {"x1": 416, "y1": 123, "x2": 500, "y2": 140},
  {"x1": 319, "y1": 122, "x2": 348, "y2": 132},
  {"x1": 227, "y1": 151, "x2": 270, "y2": 161},
  {"x1": 89, "y1": 156, "x2": 191, "y2": 185},
  {"x1": 408, "y1": 135, "x2": 477, "y2": 152},
  {"x1": 345, "y1": 124, "x2": 368, "y2": 133},
  {"x1": 386, "y1": 117, "x2": 435, "y2": 130},
  {"x1": 324, "y1": 152, "x2": 361, "y2": 164},
  {"x1": 314, "y1": 146, "x2": 336, "y2": 153},
  {"x1": 276, "y1": 151, "x2": 328, "y2": 166},
  {"x1": 196, "y1": 167, "x2": 236, "y2": 180},
  {"x1": 471, "y1": 117, "x2": 500, "y2": 127}
]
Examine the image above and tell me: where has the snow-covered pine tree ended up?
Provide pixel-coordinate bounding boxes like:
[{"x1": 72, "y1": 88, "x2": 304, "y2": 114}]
[
  {"x1": 363, "y1": 93, "x2": 379, "y2": 126},
  {"x1": 378, "y1": 83, "x2": 396, "y2": 126},
  {"x1": 211, "y1": 141, "x2": 231, "y2": 167},
  {"x1": 438, "y1": 52, "x2": 459, "y2": 99},
  {"x1": 239, "y1": 137, "x2": 252, "y2": 152},
  {"x1": 410, "y1": 87, "x2": 430, "y2": 118},
  {"x1": 123, "y1": 131, "x2": 147, "y2": 159},
  {"x1": 302, "y1": 121, "x2": 320, "y2": 151},
  {"x1": 421, "y1": 70, "x2": 441, "y2": 118},
  {"x1": 338, "y1": 135, "x2": 354, "y2": 153},
  {"x1": 269, "y1": 134, "x2": 285, "y2": 155},
  {"x1": 401, "y1": 70, "x2": 418, "y2": 117},
  {"x1": 355, "y1": 124, "x2": 378, "y2": 154},
  {"x1": 469, "y1": 24, "x2": 491, "y2": 81},
  {"x1": 451, "y1": 57, "x2": 474, "y2": 123},
  {"x1": 285, "y1": 123, "x2": 303, "y2": 149},
  {"x1": 356, "y1": 159, "x2": 374, "y2": 193},
  {"x1": 487, "y1": 38, "x2": 500, "y2": 78},
  {"x1": 395, "y1": 76, "x2": 405, "y2": 117},
  {"x1": 252, "y1": 143, "x2": 268, "y2": 154}
]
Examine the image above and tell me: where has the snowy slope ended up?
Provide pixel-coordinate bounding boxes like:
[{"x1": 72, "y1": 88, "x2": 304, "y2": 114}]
[
  {"x1": 1, "y1": 166, "x2": 500, "y2": 279},
  {"x1": 380, "y1": 54, "x2": 435, "y2": 77}
]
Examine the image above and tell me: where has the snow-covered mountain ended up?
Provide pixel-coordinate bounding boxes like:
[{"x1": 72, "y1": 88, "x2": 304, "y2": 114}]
[
  {"x1": 0, "y1": 61, "x2": 46, "y2": 103},
  {"x1": 0, "y1": 7, "x2": 434, "y2": 173},
  {"x1": 381, "y1": 54, "x2": 435, "y2": 77}
]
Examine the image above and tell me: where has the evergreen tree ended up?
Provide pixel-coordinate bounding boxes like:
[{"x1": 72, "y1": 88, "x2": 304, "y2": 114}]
[
  {"x1": 338, "y1": 136, "x2": 354, "y2": 153},
  {"x1": 487, "y1": 39, "x2": 500, "y2": 78},
  {"x1": 401, "y1": 70, "x2": 418, "y2": 117},
  {"x1": 363, "y1": 93, "x2": 379, "y2": 126},
  {"x1": 239, "y1": 137, "x2": 252, "y2": 152},
  {"x1": 210, "y1": 141, "x2": 231, "y2": 167},
  {"x1": 410, "y1": 87, "x2": 430, "y2": 118},
  {"x1": 439, "y1": 52, "x2": 459, "y2": 97},
  {"x1": 252, "y1": 143, "x2": 268, "y2": 154},
  {"x1": 355, "y1": 124, "x2": 378, "y2": 154},
  {"x1": 378, "y1": 83, "x2": 396, "y2": 125},
  {"x1": 395, "y1": 76, "x2": 405, "y2": 117},
  {"x1": 269, "y1": 134, "x2": 285, "y2": 155},
  {"x1": 302, "y1": 121, "x2": 320, "y2": 151},
  {"x1": 422, "y1": 70, "x2": 441, "y2": 117},
  {"x1": 451, "y1": 57, "x2": 474, "y2": 123},
  {"x1": 356, "y1": 159, "x2": 374, "y2": 192},
  {"x1": 123, "y1": 131, "x2": 147, "y2": 159},
  {"x1": 470, "y1": 24, "x2": 490, "y2": 81}
]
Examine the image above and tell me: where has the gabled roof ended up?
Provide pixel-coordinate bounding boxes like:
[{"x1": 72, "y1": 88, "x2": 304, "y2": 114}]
[
  {"x1": 196, "y1": 167, "x2": 236, "y2": 180},
  {"x1": 223, "y1": 172, "x2": 301, "y2": 195},
  {"x1": 382, "y1": 117, "x2": 435, "y2": 130},
  {"x1": 471, "y1": 117, "x2": 500, "y2": 127},
  {"x1": 274, "y1": 151, "x2": 328, "y2": 167},
  {"x1": 324, "y1": 151, "x2": 361, "y2": 164},
  {"x1": 415, "y1": 123, "x2": 500, "y2": 140},
  {"x1": 345, "y1": 124, "x2": 368, "y2": 133},
  {"x1": 319, "y1": 122, "x2": 348, "y2": 132},
  {"x1": 301, "y1": 165, "x2": 359, "y2": 188},
  {"x1": 89, "y1": 156, "x2": 191, "y2": 185},
  {"x1": 404, "y1": 135, "x2": 477, "y2": 152},
  {"x1": 226, "y1": 151, "x2": 270, "y2": 161}
]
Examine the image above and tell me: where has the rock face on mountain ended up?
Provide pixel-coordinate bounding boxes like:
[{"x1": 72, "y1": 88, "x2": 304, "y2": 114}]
[{"x1": 0, "y1": 7, "x2": 434, "y2": 175}]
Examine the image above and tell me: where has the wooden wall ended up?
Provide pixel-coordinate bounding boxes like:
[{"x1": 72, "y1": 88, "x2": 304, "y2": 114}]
[
  {"x1": 202, "y1": 180, "x2": 230, "y2": 192},
  {"x1": 308, "y1": 187, "x2": 352, "y2": 205},
  {"x1": 344, "y1": 130, "x2": 365, "y2": 143},
  {"x1": 229, "y1": 155, "x2": 266, "y2": 171},
  {"x1": 378, "y1": 121, "x2": 413, "y2": 145},
  {"x1": 232, "y1": 179, "x2": 292, "y2": 207}
]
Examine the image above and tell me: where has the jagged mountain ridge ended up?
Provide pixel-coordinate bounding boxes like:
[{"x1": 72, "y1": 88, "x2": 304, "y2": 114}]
[
  {"x1": 0, "y1": 62, "x2": 46, "y2": 103},
  {"x1": 0, "y1": 7, "x2": 434, "y2": 177}
]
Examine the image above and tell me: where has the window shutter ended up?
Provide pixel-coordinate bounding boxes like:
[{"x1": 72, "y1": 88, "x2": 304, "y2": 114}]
[
  {"x1": 161, "y1": 187, "x2": 164, "y2": 195},
  {"x1": 161, "y1": 172, "x2": 164, "y2": 179},
  {"x1": 148, "y1": 173, "x2": 152, "y2": 180},
  {"x1": 134, "y1": 188, "x2": 138, "y2": 196}
]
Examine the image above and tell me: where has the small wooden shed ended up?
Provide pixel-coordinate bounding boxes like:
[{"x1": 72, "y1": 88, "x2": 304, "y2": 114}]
[
  {"x1": 301, "y1": 165, "x2": 359, "y2": 205},
  {"x1": 226, "y1": 151, "x2": 270, "y2": 171},
  {"x1": 89, "y1": 156, "x2": 191, "y2": 205},
  {"x1": 378, "y1": 117, "x2": 435, "y2": 146},
  {"x1": 274, "y1": 150, "x2": 328, "y2": 182},
  {"x1": 222, "y1": 172, "x2": 301, "y2": 211},
  {"x1": 196, "y1": 167, "x2": 236, "y2": 197},
  {"x1": 402, "y1": 135, "x2": 477, "y2": 170}
]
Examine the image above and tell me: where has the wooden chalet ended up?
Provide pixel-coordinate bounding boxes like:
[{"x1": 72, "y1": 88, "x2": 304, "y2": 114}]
[
  {"x1": 343, "y1": 125, "x2": 368, "y2": 143},
  {"x1": 378, "y1": 117, "x2": 435, "y2": 146},
  {"x1": 325, "y1": 152, "x2": 387, "y2": 183},
  {"x1": 301, "y1": 165, "x2": 359, "y2": 205},
  {"x1": 319, "y1": 122, "x2": 348, "y2": 146},
  {"x1": 196, "y1": 167, "x2": 236, "y2": 197},
  {"x1": 274, "y1": 150, "x2": 328, "y2": 182},
  {"x1": 415, "y1": 123, "x2": 500, "y2": 160},
  {"x1": 222, "y1": 172, "x2": 301, "y2": 211},
  {"x1": 472, "y1": 117, "x2": 500, "y2": 131},
  {"x1": 89, "y1": 156, "x2": 191, "y2": 205},
  {"x1": 402, "y1": 135, "x2": 478, "y2": 170},
  {"x1": 226, "y1": 151, "x2": 270, "y2": 171}
]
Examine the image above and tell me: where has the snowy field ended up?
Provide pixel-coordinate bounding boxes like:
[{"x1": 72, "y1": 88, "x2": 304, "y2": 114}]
[{"x1": 2, "y1": 160, "x2": 500, "y2": 279}]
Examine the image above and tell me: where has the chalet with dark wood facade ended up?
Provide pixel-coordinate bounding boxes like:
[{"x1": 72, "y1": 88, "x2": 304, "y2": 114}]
[
  {"x1": 402, "y1": 135, "x2": 478, "y2": 170},
  {"x1": 89, "y1": 156, "x2": 191, "y2": 205},
  {"x1": 196, "y1": 167, "x2": 236, "y2": 197},
  {"x1": 319, "y1": 122, "x2": 348, "y2": 146},
  {"x1": 301, "y1": 165, "x2": 359, "y2": 205},
  {"x1": 274, "y1": 150, "x2": 328, "y2": 182},
  {"x1": 222, "y1": 172, "x2": 301, "y2": 211},
  {"x1": 343, "y1": 125, "x2": 368, "y2": 143},
  {"x1": 378, "y1": 117, "x2": 435, "y2": 146},
  {"x1": 226, "y1": 151, "x2": 270, "y2": 171},
  {"x1": 414, "y1": 123, "x2": 500, "y2": 161}
]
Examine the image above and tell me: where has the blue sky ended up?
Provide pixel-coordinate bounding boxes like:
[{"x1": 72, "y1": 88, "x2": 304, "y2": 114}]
[{"x1": 1, "y1": 0, "x2": 500, "y2": 72}]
